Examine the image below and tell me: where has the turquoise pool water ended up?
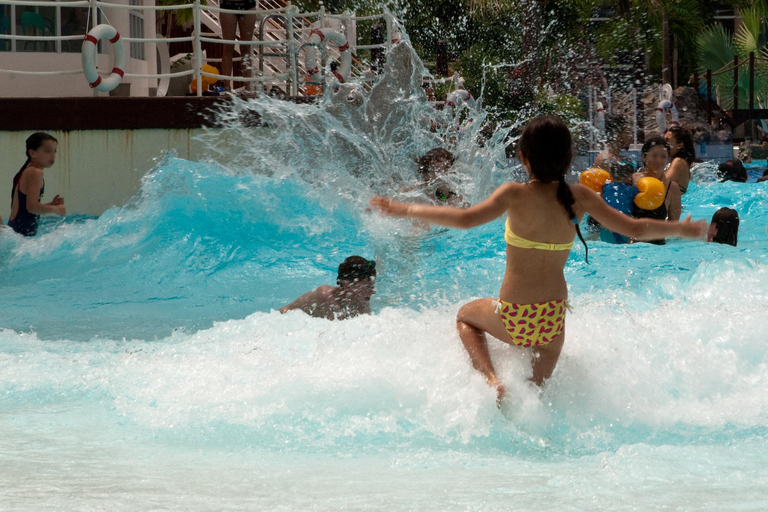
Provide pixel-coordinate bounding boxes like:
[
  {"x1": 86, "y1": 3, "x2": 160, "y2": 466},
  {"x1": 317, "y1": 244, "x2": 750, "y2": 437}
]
[{"x1": 2, "y1": 44, "x2": 768, "y2": 510}]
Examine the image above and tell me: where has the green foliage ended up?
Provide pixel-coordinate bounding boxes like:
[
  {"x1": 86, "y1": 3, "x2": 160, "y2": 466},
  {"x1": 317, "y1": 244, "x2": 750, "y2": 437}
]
[{"x1": 697, "y1": 9, "x2": 768, "y2": 110}]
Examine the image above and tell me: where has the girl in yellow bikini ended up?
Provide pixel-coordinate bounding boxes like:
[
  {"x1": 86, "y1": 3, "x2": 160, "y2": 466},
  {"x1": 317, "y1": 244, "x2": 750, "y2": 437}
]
[{"x1": 370, "y1": 115, "x2": 707, "y2": 403}]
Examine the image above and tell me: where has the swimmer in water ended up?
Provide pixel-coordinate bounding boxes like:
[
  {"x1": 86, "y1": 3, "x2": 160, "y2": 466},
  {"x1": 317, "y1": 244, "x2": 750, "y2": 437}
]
[
  {"x1": 630, "y1": 137, "x2": 682, "y2": 245},
  {"x1": 279, "y1": 256, "x2": 376, "y2": 320},
  {"x1": 371, "y1": 115, "x2": 707, "y2": 404},
  {"x1": 708, "y1": 207, "x2": 739, "y2": 246},
  {"x1": 416, "y1": 148, "x2": 465, "y2": 206},
  {"x1": 717, "y1": 160, "x2": 748, "y2": 183},
  {"x1": 8, "y1": 132, "x2": 66, "y2": 236},
  {"x1": 664, "y1": 124, "x2": 696, "y2": 194}
]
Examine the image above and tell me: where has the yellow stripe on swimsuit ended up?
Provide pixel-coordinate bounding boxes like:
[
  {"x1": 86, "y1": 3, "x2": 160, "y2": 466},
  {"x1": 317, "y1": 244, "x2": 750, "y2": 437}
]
[{"x1": 505, "y1": 220, "x2": 574, "y2": 251}]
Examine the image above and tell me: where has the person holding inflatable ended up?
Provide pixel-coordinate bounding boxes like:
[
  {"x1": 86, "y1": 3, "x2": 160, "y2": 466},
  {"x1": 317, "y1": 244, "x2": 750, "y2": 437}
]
[
  {"x1": 8, "y1": 132, "x2": 66, "y2": 236},
  {"x1": 664, "y1": 125, "x2": 696, "y2": 194},
  {"x1": 630, "y1": 137, "x2": 681, "y2": 244},
  {"x1": 370, "y1": 116, "x2": 706, "y2": 403}
]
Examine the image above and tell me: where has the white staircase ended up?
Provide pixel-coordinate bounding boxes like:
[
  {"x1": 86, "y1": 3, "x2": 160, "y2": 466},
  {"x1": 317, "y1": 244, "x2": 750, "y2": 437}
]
[{"x1": 199, "y1": 0, "x2": 369, "y2": 94}]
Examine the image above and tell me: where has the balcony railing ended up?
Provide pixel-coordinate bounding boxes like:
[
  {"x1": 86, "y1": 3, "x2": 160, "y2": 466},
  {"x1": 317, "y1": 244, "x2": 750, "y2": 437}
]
[{"x1": 0, "y1": 0, "x2": 396, "y2": 96}]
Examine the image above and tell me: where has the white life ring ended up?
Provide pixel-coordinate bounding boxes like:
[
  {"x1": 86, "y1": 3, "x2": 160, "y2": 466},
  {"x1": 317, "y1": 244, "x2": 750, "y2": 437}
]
[
  {"x1": 81, "y1": 24, "x2": 126, "y2": 92},
  {"x1": 445, "y1": 74, "x2": 475, "y2": 110},
  {"x1": 655, "y1": 83, "x2": 679, "y2": 133},
  {"x1": 304, "y1": 28, "x2": 351, "y2": 83},
  {"x1": 595, "y1": 101, "x2": 606, "y2": 137},
  {"x1": 445, "y1": 89, "x2": 475, "y2": 110},
  {"x1": 655, "y1": 99, "x2": 679, "y2": 133}
]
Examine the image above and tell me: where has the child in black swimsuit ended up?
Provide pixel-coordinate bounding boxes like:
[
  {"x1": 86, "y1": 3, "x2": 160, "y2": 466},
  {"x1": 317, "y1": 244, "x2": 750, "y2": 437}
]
[{"x1": 8, "y1": 132, "x2": 66, "y2": 236}]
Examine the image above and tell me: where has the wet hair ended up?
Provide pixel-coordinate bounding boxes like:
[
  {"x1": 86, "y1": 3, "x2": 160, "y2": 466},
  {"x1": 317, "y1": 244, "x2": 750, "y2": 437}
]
[
  {"x1": 417, "y1": 148, "x2": 455, "y2": 180},
  {"x1": 641, "y1": 136, "x2": 669, "y2": 156},
  {"x1": 12, "y1": 132, "x2": 57, "y2": 200},
  {"x1": 604, "y1": 114, "x2": 628, "y2": 142},
  {"x1": 666, "y1": 125, "x2": 696, "y2": 166},
  {"x1": 610, "y1": 160, "x2": 635, "y2": 182},
  {"x1": 337, "y1": 256, "x2": 377, "y2": 285},
  {"x1": 517, "y1": 115, "x2": 589, "y2": 262},
  {"x1": 717, "y1": 160, "x2": 747, "y2": 183},
  {"x1": 710, "y1": 207, "x2": 739, "y2": 246}
]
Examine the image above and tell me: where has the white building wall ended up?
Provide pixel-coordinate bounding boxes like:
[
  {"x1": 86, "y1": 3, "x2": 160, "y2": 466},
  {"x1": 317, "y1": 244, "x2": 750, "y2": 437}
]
[
  {"x1": 0, "y1": 0, "x2": 159, "y2": 98},
  {"x1": 0, "y1": 128, "x2": 207, "y2": 216}
]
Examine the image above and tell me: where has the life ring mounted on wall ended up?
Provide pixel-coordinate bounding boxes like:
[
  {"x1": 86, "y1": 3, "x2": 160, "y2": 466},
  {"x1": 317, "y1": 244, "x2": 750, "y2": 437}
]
[
  {"x1": 304, "y1": 28, "x2": 352, "y2": 84},
  {"x1": 81, "y1": 24, "x2": 126, "y2": 93},
  {"x1": 655, "y1": 83, "x2": 679, "y2": 133}
]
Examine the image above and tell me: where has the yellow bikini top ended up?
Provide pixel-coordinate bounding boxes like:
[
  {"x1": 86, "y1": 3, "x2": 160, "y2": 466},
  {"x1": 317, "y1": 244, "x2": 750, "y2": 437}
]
[{"x1": 505, "y1": 220, "x2": 574, "y2": 251}]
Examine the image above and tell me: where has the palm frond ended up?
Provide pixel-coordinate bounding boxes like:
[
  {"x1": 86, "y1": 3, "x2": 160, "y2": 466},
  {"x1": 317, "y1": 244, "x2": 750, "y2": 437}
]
[
  {"x1": 697, "y1": 23, "x2": 736, "y2": 73},
  {"x1": 734, "y1": 7, "x2": 762, "y2": 55}
]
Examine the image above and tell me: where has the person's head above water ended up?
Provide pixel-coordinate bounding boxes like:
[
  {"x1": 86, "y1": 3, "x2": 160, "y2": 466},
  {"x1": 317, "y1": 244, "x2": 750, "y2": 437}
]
[
  {"x1": 417, "y1": 148, "x2": 455, "y2": 182},
  {"x1": 664, "y1": 124, "x2": 696, "y2": 165},
  {"x1": 708, "y1": 207, "x2": 739, "y2": 246},
  {"x1": 717, "y1": 160, "x2": 748, "y2": 183},
  {"x1": 640, "y1": 136, "x2": 669, "y2": 174},
  {"x1": 21, "y1": 132, "x2": 58, "y2": 171},
  {"x1": 337, "y1": 255, "x2": 376, "y2": 283}
]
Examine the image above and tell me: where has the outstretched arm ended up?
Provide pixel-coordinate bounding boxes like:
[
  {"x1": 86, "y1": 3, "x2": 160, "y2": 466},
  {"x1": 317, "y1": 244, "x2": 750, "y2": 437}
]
[
  {"x1": 573, "y1": 184, "x2": 706, "y2": 240},
  {"x1": 370, "y1": 182, "x2": 516, "y2": 229}
]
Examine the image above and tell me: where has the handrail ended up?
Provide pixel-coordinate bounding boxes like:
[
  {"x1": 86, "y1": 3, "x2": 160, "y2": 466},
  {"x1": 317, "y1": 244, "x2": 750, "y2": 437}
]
[{"x1": 0, "y1": 0, "x2": 393, "y2": 97}]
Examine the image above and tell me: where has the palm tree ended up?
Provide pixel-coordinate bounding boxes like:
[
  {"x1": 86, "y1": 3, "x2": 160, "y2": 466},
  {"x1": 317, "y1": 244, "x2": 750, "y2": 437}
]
[{"x1": 697, "y1": 6, "x2": 768, "y2": 110}]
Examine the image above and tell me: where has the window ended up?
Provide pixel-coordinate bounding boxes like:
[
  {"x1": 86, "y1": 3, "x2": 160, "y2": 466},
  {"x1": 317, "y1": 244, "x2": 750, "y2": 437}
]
[{"x1": 129, "y1": 0, "x2": 144, "y2": 60}]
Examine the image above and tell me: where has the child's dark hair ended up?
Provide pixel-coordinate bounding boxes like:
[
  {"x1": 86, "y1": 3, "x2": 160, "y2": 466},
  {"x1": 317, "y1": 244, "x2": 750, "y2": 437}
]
[
  {"x1": 641, "y1": 136, "x2": 669, "y2": 156},
  {"x1": 12, "y1": 132, "x2": 57, "y2": 199},
  {"x1": 666, "y1": 125, "x2": 696, "y2": 165},
  {"x1": 717, "y1": 160, "x2": 747, "y2": 183},
  {"x1": 337, "y1": 256, "x2": 376, "y2": 284},
  {"x1": 711, "y1": 207, "x2": 739, "y2": 246},
  {"x1": 417, "y1": 148, "x2": 455, "y2": 180},
  {"x1": 518, "y1": 115, "x2": 589, "y2": 262}
]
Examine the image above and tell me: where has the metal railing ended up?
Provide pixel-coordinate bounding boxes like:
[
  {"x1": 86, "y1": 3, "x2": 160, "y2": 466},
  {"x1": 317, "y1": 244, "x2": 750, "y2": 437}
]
[{"x1": 0, "y1": 0, "x2": 396, "y2": 96}]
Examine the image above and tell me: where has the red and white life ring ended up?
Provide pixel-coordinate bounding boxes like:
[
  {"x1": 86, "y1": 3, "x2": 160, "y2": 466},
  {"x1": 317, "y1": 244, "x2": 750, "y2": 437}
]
[
  {"x1": 655, "y1": 83, "x2": 679, "y2": 133},
  {"x1": 595, "y1": 101, "x2": 606, "y2": 137},
  {"x1": 304, "y1": 28, "x2": 351, "y2": 84},
  {"x1": 81, "y1": 24, "x2": 125, "y2": 92}
]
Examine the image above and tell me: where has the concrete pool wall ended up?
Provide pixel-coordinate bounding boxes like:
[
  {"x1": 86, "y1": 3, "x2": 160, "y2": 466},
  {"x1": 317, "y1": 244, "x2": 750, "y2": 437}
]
[{"x1": 0, "y1": 96, "x2": 263, "y2": 216}]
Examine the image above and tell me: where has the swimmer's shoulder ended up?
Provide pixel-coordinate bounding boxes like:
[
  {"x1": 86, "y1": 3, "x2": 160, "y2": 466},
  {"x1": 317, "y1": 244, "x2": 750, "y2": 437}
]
[{"x1": 19, "y1": 165, "x2": 43, "y2": 180}]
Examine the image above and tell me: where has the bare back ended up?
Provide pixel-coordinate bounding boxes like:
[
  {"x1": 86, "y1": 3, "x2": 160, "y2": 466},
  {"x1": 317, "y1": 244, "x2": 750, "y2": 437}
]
[{"x1": 500, "y1": 182, "x2": 576, "y2": 304}]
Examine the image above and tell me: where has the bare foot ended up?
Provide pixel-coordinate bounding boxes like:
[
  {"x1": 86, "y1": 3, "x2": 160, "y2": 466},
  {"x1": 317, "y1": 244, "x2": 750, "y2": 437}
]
[
  {"x1": 487, "y1": 377, "x2": 505, "y2": 408},
  {"x1": 495, "y1": 383, "x2": 506, "y2": 408}
]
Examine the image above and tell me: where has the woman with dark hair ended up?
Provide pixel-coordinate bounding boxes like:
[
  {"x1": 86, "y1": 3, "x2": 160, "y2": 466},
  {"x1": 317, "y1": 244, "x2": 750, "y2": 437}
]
[
  {"x1": 9, "y1": 132, "x2": 66, "y2": 236},
  {"x1": 631, "y1": 136, "x2": 682, "y2": 245},
  {"x1": 708, "y1": 208, "x2": 739, "y2": 246},
  {"x1": 717, "y1": 160, "x2": 748, "y2": 183},
  {"x1": 664, "y1": 125, "x2": 696, "y2": 194},
  {"x1": 371, "y1": 115, "x2": 706, "y2": 402}
]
